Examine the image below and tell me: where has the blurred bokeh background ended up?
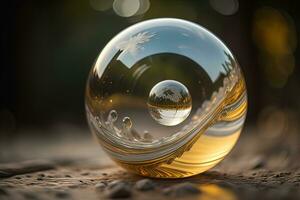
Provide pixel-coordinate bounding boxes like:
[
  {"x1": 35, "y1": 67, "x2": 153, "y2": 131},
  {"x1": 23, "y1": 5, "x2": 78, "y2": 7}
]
[{"x1": 0, "y1": 0, "x2": 299, "y2": 152}]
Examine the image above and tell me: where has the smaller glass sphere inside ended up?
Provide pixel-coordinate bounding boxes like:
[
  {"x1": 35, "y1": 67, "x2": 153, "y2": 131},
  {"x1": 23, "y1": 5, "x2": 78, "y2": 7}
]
[{"x1": 147, "y1": 80, "x2": 192, "y2": 126}]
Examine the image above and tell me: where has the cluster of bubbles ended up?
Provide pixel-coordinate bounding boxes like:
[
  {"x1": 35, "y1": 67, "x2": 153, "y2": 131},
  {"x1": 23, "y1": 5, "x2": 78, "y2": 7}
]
[{"x1": 87, "y1": 108, "x2": 154, "y2": 143}]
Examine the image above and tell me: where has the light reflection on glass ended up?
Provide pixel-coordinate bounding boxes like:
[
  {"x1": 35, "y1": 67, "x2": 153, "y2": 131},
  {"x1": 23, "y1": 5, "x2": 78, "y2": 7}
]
[{"x1": 96, "y1": 19, "x2": 233, "y2": 82}]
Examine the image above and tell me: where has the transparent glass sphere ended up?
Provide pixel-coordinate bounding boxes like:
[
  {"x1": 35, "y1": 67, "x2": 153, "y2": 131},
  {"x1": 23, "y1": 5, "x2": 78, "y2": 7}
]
[
  {"x1": 147, "y1": 80, "x2": 192, "y2": 126},
  {"x1": 85, "y1": 18, "x2": 247, "y2": 178}
]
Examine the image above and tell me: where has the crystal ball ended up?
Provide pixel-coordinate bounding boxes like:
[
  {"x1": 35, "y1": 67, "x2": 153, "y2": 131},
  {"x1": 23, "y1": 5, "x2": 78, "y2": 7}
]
[{"x1": 85, "y1": 18, "x2": 247, "y2": 178}]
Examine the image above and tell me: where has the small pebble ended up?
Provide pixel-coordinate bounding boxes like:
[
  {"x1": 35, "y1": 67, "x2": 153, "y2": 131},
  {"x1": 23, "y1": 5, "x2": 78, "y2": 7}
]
[
  {"x1": 44, "y1": 189, "x2": 54, "y2": 193},
  {"x1": 252, "y1": 160, "x2": 265, "y2": 169},
  {"x1": 135, "y1": 179, "x2": 155, "y2": 191},
  {"x1": 68, "y1": 185, "x2": 79, "y2": 189},
  {"x1": 217, "y1": 181, "x2": 236, "y2": 189},
  {"x1": 163, "y1": 182, "x2": 200, "y2": 197},
  {"x1": 0, "y1": 188, "x2": 8, "y2": 196},
  {"x1": 280, "y1": 181, "x2": 285, "y2": 184},
  {"x1": 23, "y1": 192, "x2": 38, "y2": 200},
  {"x1": 106, "y1": 183, "x2": 132, "y2": 198},
  {"x1": 55, "y1": 191, "x2": 70, "y2": 199},
  {"x1": 0, "y1": 171, "x2": 10, "y2": 177},
  {"x1": 274, "y1": 174, "x2": 281, "y2": 178},
  {"x1": 95, "y1": 182, "x2": 106, "y2": 190},
  {"x1": 279, "y1": 172, "x2": 285, "y2": 176},
  {"x1": 81, "y1": 172, "x2": 90, "y2": 176},
  {"x1": 108, "y1": 180, "x2": 128, "y2": 189}
]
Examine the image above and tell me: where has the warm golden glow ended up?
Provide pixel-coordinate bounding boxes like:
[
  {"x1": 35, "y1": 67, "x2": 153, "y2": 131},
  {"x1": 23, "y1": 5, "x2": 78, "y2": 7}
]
[
  {"x1": 252, "y1": 7, "x2": 297, "y2": 88},
  {"x1": 198, "y1": 184, "x2": 237, "y2": 200}
]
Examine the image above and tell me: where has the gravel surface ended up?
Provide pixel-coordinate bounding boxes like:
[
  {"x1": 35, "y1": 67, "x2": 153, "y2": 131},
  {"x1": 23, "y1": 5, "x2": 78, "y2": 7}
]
[{"x1": 0, "y1": 128, "x2": 299, "y2": 199}]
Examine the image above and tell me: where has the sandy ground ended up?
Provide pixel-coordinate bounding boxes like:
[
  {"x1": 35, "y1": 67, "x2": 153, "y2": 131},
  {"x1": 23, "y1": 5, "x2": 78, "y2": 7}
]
[{"x1": 0, "y1": 126, "x2": 299, "y2": 199}]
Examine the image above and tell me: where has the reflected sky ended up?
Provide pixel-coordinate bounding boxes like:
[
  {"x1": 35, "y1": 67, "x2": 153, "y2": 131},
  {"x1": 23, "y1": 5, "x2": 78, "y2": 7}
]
[{"x1": 95, "y1": 18, "x2": 235, "y2": 82}]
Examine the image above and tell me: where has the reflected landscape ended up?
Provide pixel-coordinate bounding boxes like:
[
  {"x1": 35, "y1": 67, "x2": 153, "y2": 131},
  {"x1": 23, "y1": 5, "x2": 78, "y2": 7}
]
[{"x1": 147, "y1": 80, "x2": 192, "y2": 126}]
